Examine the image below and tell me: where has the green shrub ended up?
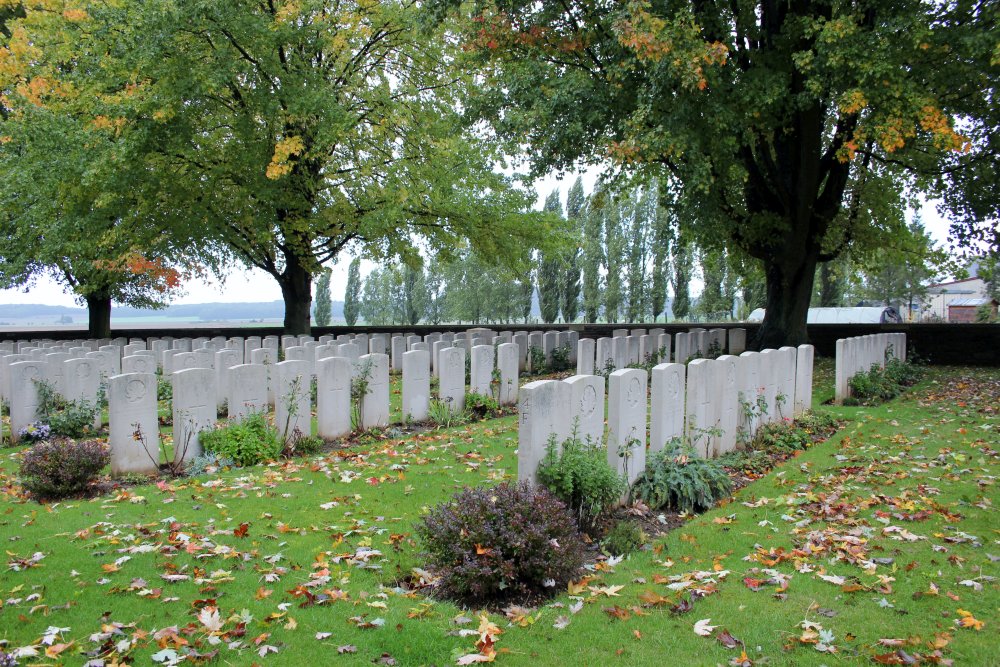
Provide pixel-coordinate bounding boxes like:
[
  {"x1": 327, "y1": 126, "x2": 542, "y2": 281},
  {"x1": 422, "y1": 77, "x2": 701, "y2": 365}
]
[
  {"x1": 32, "y1": 379, "x2": 98, "y2": 439},
  {"x1": 548, "y1": 344, "x2": 572, "y2": 372},
  {"x1": 630, "y1": 443, "x2": 732, "y2": 513},
  {"x1": 19, "y1": 437, "x2": 109, "y2": 499},
  {"x1": 718, "y1": 450, "x2": 774, "y2": 477},
  {"x1": 200, "y1": 412, "x2": 282, "y2": 466},
  {"x1": 283, "y1": 432, "x2": 324, "y2": 458},
  {"x1": 464, "y1": 391, "x2": 502, "y2": 420},
  {"x1": 848, "y1": 357, "x2": 923, "y2": 405},
  {"x1": 528, "y1": 345, "x2": 546, "y2": 375},
  {"x1": 751, "y1": 420, "x2": 811, "y2": 454},
  {"x1": 157, "y1": 374, "x2": 172, "y2": 401},
  {"x1": 602, "y1": 520, "x2": 645, "y2": 556},
  {"x1": 47, "y1": 400, "x2": 99, "y2": 439},
  {"x1": 537, "y1": 431, "x2": 627, "y2": 533},
  {"x1": 417, "y1": 482, "x2": 586, "y2": 606}
]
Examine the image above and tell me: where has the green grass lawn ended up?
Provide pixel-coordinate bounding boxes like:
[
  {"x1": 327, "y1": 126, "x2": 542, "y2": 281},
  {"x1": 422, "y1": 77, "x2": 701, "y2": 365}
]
[{"x1": 0, "y1": 361, "x2": 996, "y2": 666}]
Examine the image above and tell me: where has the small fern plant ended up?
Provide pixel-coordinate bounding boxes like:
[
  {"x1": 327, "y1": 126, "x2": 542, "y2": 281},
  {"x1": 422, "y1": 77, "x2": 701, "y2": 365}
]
[{"x1": 630, "y1": 440, "x2": 732, "y2": 514}]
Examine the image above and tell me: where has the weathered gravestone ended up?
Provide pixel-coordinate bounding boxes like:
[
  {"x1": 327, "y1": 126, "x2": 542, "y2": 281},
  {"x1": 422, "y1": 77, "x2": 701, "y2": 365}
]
[
  {"x1": 108, "y1": 373, "x2": 159, "y2": 474},
  {"x1": 172, "y1": 368, "x2": 216, "y2": 464},
  {"x1": 402, "y1": 350, "x2": 430, "y2": 422},
  {"x1": 438, "y1": 346, "x2": 466, "y2": 415},
  {"x1": 358, "y1": 353, "x2": 390, "y2": 430},
  {"x1": 650, "y1": 362, "x2": 686, "y2": 455},
  {"x1": 517, "y1": 379, "x2": 571, "y2": 486},
  {"x1": 316, "y1": 356, "x2": 351, "y2": 439},
  {"x1": 470, "y1": 345, "x2": 494, "y2": 396},
  {"x1": 607, "y1": 368, "x2": 647, "y2": 484},
  {"x1": 497, "y1": 343, "x2": 519, "y2": 406},
  {"x1": 228, "y1": 364, "x2": 268, "y2": 421},
  {"x1": 564, "y1": 374, "x2": 604, "y2": 446},
  {"x1": 275, "y1": 360, "x2": 312, "y2": 443},
  {"x1": 9, "y1": 360, "x2": 47, "y2": 442}
]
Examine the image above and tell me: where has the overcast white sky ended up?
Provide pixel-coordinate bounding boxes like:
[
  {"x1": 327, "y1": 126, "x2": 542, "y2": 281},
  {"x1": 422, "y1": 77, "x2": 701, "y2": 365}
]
[{"x1": 0, "y1": 168, "x2": 956, "y2": 309}]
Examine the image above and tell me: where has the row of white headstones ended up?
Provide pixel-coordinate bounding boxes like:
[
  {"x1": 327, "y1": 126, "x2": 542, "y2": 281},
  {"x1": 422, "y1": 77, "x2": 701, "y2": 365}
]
[
  {"x1": 0, "y1": 326, "x2": 755, "y2": 478},
  {"x1": 834, "y1": 333, "x2": 907, "y2": 404},
  {"x1": 517, "y1": 344, "x2": 815, "y2": 487}
]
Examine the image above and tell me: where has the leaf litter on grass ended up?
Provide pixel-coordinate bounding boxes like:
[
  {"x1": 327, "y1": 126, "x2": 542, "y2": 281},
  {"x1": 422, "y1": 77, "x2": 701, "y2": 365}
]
[{"x1": 0, "y1": 366, "x2": 996, "y2": 666}]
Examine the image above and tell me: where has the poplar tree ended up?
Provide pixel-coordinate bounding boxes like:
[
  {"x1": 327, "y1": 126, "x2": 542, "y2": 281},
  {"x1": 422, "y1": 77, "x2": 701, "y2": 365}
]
[
  {"x1": 581, "y1": 194, "x2": 605, "y2": 323},
  {"x1": 603, "y1": 199, "x2": 625, "y2": 323},
  {"x1": 537, "y1": 190, "x2": 563, "y2": 323},
  {"x1": 313, "y1": 269, "x2": 332, "y2": 326},
  {"x1": 561, "y1": 177, "x2": 585, "y2": 323},
  {"x1": 343, "y1": 257, "x2": 361, "y2": 327}
]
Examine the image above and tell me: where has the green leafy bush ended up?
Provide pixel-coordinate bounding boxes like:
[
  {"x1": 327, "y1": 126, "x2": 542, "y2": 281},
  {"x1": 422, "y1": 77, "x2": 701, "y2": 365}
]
[
  {"x1": 537, "y1": 431, "x2": 626, "y2": 533},
  {"x1": 630, "y1": 443, "x2": 732, "y2": 513},
  {"x1": 751, "y1": 420, "x2": 811, "y2": 454},
  {"x1": 157, "y1": 374, "x2": 172, "y2": 401},
  {"x1": 47, "y1": 400, "x2": 98, "y2": 439},
  {"x1": 200, "y1": 412, "x2": 282, "y2": 466},
  {"x1": 548, "y1": 344, "x2": 572, "y2": 372},
  {"x1": 417, "y1": 482, "x2": 586, "y2": 606},
  {"x1": 528, "y1": 346, "x2": 546, "y2": 375},
  {"x1": 283, "y1": 432, "x2": 324, "y2": 458},
  {"x1": 464, "y1": 391, "x2": 502, "y2": 420},
  {"x1": 718, "y1": 450, "x2": 774, "y2": 477},
  {"x1": 848, "y1": 357, "x2": 923, "y2": 405},
  {"x1": 19, "y1": 437, "x2": 109, "y2": 499},
  {"x1": 602, "y1": 520, "x2": 645, "y2": 556},
  {"x1": 32, "y1": 379, "x2": 98, "y2": 439}
]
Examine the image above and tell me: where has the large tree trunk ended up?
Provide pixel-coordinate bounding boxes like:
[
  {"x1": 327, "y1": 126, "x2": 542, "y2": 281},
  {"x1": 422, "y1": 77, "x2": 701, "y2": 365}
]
[
  {"x1": 86, "y1": 292, "x2": 112, "y2": 339},
  {"x1": 753, "y1": 253, "x2": 818, "y2": 350},
  {"x1": 279, "y1": 259, "x2": 313, "y2": 335}
]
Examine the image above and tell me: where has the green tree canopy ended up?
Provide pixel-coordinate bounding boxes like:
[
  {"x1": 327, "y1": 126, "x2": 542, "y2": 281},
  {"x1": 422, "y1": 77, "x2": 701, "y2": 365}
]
[
  {"x1": 4, "y1": 0, "x2": 551, "y2": 334},
  {"x1": 430, "y1": 0, "x2": 998, "y2": 346}
]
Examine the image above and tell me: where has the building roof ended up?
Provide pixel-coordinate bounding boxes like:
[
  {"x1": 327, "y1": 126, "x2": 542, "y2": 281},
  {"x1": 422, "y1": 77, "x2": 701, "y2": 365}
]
[
  {"x1": 947, "y1": 298, "x2": 998, "y2": 307},
  {"x1": 928, "y1": 276, "x2": 985, "y2": 289}
]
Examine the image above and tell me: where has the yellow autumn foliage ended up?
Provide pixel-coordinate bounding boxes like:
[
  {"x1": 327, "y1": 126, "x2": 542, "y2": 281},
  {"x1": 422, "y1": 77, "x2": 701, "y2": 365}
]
[{"x1": 266, "y1": 135, "x2": 305, "y2": 179}]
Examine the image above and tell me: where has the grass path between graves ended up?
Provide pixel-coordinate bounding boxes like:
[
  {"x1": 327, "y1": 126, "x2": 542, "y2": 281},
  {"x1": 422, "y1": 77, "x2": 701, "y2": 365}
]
[{"x1": 0, "y1": 362, "x2": 997, "y2": 666}]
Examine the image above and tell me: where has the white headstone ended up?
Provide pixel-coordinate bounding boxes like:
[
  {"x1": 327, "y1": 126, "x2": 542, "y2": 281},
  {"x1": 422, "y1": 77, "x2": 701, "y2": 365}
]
[
  {"x1": 108, "y1": 373, "x2": 159, "y2": 475},
  {"x1": 685, "y1": 358, "x2": 717, "y2": 456},
  {"x1": 714, "y1": 355, "x2": 740, "y2": 455},
  {"x1": 517, "y1": 379, "x2": 572, "y2": 486},
  {"x1": 228, "y1": 364, "x2": 268, "y2": 421},
  {"x1": 728, "y1": 328, "x2": 747, "y2": 355},
  {"x1": 650, "y1": 362, "x2": 686, "y2": 454},
  {"x1": 497, "y1": 342, "x2": 519, "y2": 406},
  {"x1": 249, "y1": 347, "x2": 276, "y2": 406},
  {"x1": 215, "y1": 348, "x2": 240, "y2": 410},
  {"x1": 438, "y1": 346, "x2": 466, "y2": 414},
  {"x1": 576, "y1": 338, "x2": 595, "y2": 375},
  {"x1": 794, "y1": 344, "x2": 814, "y2": 416},
  {"x1": 595, "y1": 337, "x2": 613, "y2": 374},
  {"x1": 564, "y1": 374, "x2": 605, "y2": 446},
  {"x1": 402, "y1": 350, "x2": 430, "y2": 422},
  {"x1": 172, "y1": 368, "x2": 216, "y2": 464},
  {"x1": 469, "y1": 345, "x2": 495, "y2": 397},
  {"x1": 358, "y1": 353, "x2": 390, "y2": 430},
  {"x1": 316, "y1": 356, "x2": 352, "y2": 439},
  {"x1": 121, "y1": 353, "x2": 154, "y2": 375},
  {"x1": 9, "y1": 361, "x2": 47, "y2": 441},
  {"x1": 390, "y1": 336, "x2": 406, "y2": 372},
  {"x1": 607, "y1": 368, "x2": 647, "y2": 484},
  {"x1": 275, "y1": 360, "x2": 311, "y2": 443}
]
